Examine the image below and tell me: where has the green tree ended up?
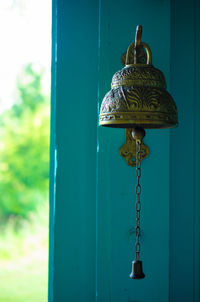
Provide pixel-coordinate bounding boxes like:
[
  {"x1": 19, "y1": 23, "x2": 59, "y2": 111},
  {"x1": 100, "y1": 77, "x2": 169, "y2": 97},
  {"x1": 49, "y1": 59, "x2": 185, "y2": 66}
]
[{"x1": 0, "y1": 64, "x2": 50, "y2": 220}]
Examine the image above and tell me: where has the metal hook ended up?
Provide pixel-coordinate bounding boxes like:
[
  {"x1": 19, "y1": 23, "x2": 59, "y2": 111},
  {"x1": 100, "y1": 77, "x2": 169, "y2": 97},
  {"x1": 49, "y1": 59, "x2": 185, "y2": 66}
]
[{"x1": 135, "y1": 25, "x2": 142, "y2": 47}]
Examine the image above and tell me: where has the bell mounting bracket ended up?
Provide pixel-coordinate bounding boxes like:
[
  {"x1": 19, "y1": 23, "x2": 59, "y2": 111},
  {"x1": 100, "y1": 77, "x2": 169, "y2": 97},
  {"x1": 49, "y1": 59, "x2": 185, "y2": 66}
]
[{"x1": 119, "y1": 129, "x2": 149, "y2": 167}]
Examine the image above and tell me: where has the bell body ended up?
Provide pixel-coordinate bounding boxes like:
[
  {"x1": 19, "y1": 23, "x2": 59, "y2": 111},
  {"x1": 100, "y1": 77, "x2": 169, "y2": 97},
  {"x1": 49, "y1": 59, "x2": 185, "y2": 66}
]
[
  {"x1": 99, "y1": 31, "x2": 178, "y2": 130},
  {"x1": 99, "y1": 63, "x2": 178, "y2": 129}
]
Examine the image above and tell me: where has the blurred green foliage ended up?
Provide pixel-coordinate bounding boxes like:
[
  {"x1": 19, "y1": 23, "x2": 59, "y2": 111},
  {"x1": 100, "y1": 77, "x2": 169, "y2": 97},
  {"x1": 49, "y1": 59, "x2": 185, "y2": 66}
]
[
  {"x1": 0, "y1": 202, "x2": 48, "y2": 302},
  {"x1": 0, "y1": 64, "x2": 50, "y2": 220}
]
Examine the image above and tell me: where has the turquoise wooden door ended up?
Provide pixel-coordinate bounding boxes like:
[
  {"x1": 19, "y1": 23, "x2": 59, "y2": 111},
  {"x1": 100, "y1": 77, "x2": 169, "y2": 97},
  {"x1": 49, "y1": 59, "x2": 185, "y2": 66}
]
[{"x1": 49, "y1": 0, "x2": 200, "y2": 301}]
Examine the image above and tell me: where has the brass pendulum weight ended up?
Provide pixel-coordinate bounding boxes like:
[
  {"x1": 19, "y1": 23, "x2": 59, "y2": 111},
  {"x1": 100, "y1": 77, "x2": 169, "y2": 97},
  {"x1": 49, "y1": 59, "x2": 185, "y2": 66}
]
[{"x1": 129, "y1": 127, "x2": 145, "y2": 280}]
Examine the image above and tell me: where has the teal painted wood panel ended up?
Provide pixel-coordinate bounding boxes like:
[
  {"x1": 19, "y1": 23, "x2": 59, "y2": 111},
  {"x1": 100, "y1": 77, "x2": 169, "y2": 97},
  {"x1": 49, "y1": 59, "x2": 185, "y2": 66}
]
[
  {"x1": 97, "y1": 1, "x2": 171, "y2": 301},
  {"x1": 170, "y1": 0, "x2": 200, "y2": 301},
  {"x1": 52, "y1": 1, "x2": 99, "y2": 301},
  {"x1": 50, "y1": 0, "x2": 200, "y2": 301}
]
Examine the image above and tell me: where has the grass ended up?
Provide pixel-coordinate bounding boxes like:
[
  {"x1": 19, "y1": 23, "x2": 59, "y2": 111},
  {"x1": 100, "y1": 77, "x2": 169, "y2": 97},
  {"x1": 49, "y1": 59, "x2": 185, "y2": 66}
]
[{"x1": 0, "y1": 203, "x2": 48, "y2": 302}]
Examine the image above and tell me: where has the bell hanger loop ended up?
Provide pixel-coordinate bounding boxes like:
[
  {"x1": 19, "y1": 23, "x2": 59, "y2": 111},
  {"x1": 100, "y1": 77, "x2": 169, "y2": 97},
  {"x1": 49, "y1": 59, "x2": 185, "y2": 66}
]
[{"x1": 125, "y1": 25, "x2": 152, "y2": 65}]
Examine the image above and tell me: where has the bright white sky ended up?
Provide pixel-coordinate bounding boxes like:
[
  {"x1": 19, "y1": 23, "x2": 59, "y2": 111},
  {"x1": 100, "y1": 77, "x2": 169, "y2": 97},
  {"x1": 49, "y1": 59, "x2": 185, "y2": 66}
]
[{"x1": 0, "y1": 0, "x2": 51, "y2": 112}]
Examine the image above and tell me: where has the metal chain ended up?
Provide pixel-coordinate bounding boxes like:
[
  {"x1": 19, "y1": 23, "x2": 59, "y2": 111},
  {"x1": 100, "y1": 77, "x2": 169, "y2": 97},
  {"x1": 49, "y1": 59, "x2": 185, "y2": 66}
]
[{"x1": 135, "y1": 139, "x2": 142, "y2": 260}]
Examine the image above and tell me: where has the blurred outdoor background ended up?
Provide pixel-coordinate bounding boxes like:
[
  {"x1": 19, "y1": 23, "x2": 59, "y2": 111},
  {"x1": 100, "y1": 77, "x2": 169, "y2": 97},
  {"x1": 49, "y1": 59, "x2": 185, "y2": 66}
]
[{"x1": 0, "y1": 0, "x2": 51, "y2": 301}]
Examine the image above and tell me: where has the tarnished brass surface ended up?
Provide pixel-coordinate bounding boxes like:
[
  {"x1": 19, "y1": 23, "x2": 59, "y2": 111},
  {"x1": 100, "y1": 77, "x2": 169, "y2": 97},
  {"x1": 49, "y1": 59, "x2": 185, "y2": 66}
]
[
  {"x1": 121, "y1": 45, "x2": 147, "y2": 65},
  {"x1": 99, "y1": 26, "x2": 178, "y2": 129},
  {"x1": 120, "y1": 129, "x2": 149, "y2": 167},
  {"x1": 111, "y1": 64, "x2": 166, "y2": 89},
  {"x1": 99, "y1": 86, "x2": 177, "y2": 129}
]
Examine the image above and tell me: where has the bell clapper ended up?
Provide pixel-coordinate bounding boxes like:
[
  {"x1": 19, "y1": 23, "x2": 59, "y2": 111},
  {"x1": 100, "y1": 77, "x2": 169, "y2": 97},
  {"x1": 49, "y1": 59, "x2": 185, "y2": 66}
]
[
  {"x1": 130, "y1": 127, "x2": 145, "y2": 279},
  {"x1": 131, "y1": 127, "x2": 146, "y2": 144}
]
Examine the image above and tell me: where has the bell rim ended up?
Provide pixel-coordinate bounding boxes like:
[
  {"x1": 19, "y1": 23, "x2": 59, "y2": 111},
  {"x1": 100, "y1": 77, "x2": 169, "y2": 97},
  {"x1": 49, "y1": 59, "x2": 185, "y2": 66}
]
[
  {"x1": 129, "y1": 273, "x2": 145, "y2": 279},
  {"x1": 99, "y1": 111, "x2": 178, "y2": 129},
  {"x1": 99, "y1": 121, "x2": 178, "y2": 129}
]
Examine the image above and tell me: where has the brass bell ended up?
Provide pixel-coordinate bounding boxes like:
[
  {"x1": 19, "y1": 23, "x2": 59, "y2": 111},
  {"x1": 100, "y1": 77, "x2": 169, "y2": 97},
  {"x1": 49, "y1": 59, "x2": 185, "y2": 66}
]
[
  {"x1": 130, "y1": 260, "x2": 145, "y2": 280},
  {"x1": 98, "y1": 25, "x2": 179, "y2": 280},
  {"x1": 99, "y1": 25, "x2": 178, "y2": 129}
]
